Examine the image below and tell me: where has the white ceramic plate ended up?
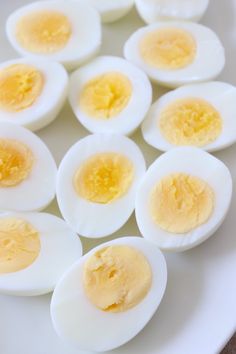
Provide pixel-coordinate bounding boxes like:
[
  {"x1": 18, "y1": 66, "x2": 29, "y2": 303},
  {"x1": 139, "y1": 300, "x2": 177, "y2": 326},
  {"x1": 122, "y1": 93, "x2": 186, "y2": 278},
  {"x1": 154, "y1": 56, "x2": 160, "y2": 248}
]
[{"x1": 0, "y1": 1, "x2": 236, "y2": 354}]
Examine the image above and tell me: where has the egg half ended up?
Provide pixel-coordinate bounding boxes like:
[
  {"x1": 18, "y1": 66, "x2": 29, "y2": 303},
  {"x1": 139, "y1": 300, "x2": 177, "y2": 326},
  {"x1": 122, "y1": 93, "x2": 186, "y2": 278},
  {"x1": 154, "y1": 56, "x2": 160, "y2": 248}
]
[
  {"x1": 86, "y1": 0, "x2": 135, "y2": 23},
  {"x1": 6, "y1": 0, "x2": 102, "y2": 70},
  {"x1": 69, "y1": 56, "x2": 152, "y2": 136},
  {"x1": 142, "y1": 82, "x2": 236, "y2": 152},
  {"x1": 124, "y1": 21, "x2": 225, "y2": 87},
  {"x1": 56, "y1": 134, "x2": 146, "y2": 238},
  {"x1": 0, "y1": 212, "x2": 82, "y2": 296},
  {"x1": 51, "y1": 236, "x2": 167, "y2": 351},
  {"x1": 0, "y1": 122, "x2": 57, "y2": 212},
  {"x1": 135, "y1": 147, "x2": 232, "y2": 252}
]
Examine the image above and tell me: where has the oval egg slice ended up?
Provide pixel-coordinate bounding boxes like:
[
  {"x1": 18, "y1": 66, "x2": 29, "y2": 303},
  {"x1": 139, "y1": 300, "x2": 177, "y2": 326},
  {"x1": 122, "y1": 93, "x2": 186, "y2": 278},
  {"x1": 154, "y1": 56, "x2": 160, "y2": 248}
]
[{"x1": 87, "y1": 0, "x2": 135, "y2": 23}]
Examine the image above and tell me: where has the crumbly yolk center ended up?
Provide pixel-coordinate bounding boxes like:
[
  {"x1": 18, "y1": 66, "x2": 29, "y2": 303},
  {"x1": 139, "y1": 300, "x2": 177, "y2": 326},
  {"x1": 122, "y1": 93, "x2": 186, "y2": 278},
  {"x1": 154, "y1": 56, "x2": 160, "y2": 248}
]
[
  {"x1": 140, "y1": 28, "x2": 196, "y2": 70},
  {"x1": 79, "y1": 72, "x2": 133, "y2": 119},
  {"x1": 0, "y1": 139, "x2": 34, "y2": 187},
  {"x1": 0, "y1": 64, "x2": 44, "y2": 112},
  {"x1": 73, "y1": 153, "x2": 134, "y2": 204},
  {"x1": 16, "y1": 10, "x2": 72, "y2": 54},
  {"x1": 0, "y1": 218, "x2": 40, "y2": 274},
  {"x1": 159, "y1": 98, "x2": 222, "y2": 147},
  {"x1": 83, "y1": 245, "x2": 152, "y2": 313},
  {"x1": 150, "y1": 173, "x2": 214, "y2": 233}
]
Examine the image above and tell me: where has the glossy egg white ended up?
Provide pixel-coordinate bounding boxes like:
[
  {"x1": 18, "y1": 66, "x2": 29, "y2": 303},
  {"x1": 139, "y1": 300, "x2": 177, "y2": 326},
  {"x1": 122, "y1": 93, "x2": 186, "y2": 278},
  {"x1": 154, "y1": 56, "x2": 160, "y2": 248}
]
[
  {"x1": 142, "y1": 82, "x2": 236, "y2": 152},
  {"x1": 0, "y1": 58, "x2": 68, "y2": 132},
  {"x1": 0, "y1": 212, "x2": 82, "y2": 296},
  {"x1": 135, "y1": 147, "x2": 232, "y2": 252},
  {"x1": 87, "y1": 0, "x2": 135, "y2": 23},
  {"x1": 6, "y1": 0, "x2": 102, "y2": 71},
  {"x1": 51, "y1": 236, "x2": 167, "y2": 352},
  {"x1": 0, "y1": 122, "x2": 57, "y2": 212},
  {"x1": 56, "y1": 134, "x2": 146, "y2": 238},
  {"x1": 124, "y1": 22, "x2": 225, "y2": 88},
  {"x1": 135, "y1": 0, "x2": 209, "y2": 24},
  {"x1": 69, "y1": 56, "x2": 152, "y2": 136}
]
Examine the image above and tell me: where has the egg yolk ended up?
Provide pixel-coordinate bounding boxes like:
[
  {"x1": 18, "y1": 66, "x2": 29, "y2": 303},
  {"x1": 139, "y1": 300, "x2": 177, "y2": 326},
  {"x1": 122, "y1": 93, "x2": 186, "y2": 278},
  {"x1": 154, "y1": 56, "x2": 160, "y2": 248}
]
[
  {"x1": 0, "y1": 218, "x2": 40, "y2": 274},
  {"x1": 159, "y1": 98, "x2": 222, "y2": 147},
  {"x1": 0, "y1": 139, "x2": 34, "y2": 187},
  {"x1": 150, "y1": 173, "x2": 214, "y2": 233},
  {"x1": 0, "y1": 64, "x2": 44, "y2": 112},
  {"x1": 16, "y1": 11, "x2": 72, "y2": 54},
  {"x1": 140, "y1": 28, "x2": 196, "y2": 70},
  {"x1": 83, "y1": 245, "x2": 152, "y2": 312},
  {"x1": 79, "y1": 72, "x2": 132, "y2": 119},
  {"x1": 73, "y1": 153, "x2": 134, "y2": 204}
]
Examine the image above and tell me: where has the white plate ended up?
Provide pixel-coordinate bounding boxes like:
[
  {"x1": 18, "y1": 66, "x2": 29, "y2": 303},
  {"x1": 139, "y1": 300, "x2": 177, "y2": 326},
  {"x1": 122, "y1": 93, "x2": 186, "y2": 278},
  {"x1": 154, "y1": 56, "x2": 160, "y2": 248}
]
[{"x1": 0, "y1": 1, "x2": 236, "y2": 354}]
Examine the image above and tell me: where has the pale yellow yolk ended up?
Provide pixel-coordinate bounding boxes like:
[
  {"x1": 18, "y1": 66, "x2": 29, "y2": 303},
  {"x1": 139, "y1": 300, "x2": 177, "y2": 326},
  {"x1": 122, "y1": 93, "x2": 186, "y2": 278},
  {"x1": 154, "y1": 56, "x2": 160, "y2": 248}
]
[
  {"x1": 150, "y1": 173, "x2": 214, "y2": 233},
  {"x1": 0, "y1": 218, "x2": 40, "y2": 273},
  {"x1": 79, "y1": 72, "x2": 132, "y2": 119},
  {"x1": 73, "y1": 153, "x2": 134, "y2": 204},
  {"x1": 0, "y1": 64, "x2": 44, "y2": 112},
  {"x1": 159, "y1": 98, "x2": 222, "y2": 147},
  {"x1": 0, "y1": 139, "x2": 34, "y2": 187},
  {"x1": 16, "y1": 11, "x2": 72, "y2": 54},
  {"x1": 83, "y1": 245, "x2": 152, "y2": 312},
  {"x1": 140, "y1": 28, "x2": 196, "y2": 70}
]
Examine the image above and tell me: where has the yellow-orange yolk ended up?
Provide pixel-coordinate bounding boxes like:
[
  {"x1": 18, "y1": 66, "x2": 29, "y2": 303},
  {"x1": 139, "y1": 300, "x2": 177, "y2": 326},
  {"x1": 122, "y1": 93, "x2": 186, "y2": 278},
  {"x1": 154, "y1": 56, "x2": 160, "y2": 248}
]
[
  {"x1": 140, "y1": 28, "x2": 196, "y2": 70},
  {"x1": 159, "y1": 98, "x2": 222, "y2": 146},
  {"x1": 73, "y1": 153, "x2": 134, "y2": 204},
  {"x1": 0, "y1": 218, "x2": 40, "y2": 274},
  {"x1": 79, "y1": 72, "x2": 132, "y2": 119},
  {"x1": 150, "y1": 173, "x2": 214, "y2": 233},
  {"x1": 0, "y1": 139, "x2": 34, "y2": 187},
  {"x1": 0, "y1": 64, "x2": 44, "y2": 112},
  {"x1": 16, "y1": 11, "x2": 72, "y2": 54},
  {"x1": 83, "y1": 245, "x2": 152, "y2": 312}
]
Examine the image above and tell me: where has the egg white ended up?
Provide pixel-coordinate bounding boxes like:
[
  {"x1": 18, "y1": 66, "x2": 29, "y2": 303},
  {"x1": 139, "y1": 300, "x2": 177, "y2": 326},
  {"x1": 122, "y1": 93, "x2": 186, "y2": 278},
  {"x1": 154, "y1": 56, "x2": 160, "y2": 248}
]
[
  {"x1": 50, "y1": 236, "x2": 167, "y2": 352},
  {"x1": 87, "y1": 0, "x2": 135, "y2": 23},
  {"x1": 56, "y1": 134, "x2": 146, "y2": 238},
  {"x1": 135, "y1": 147, "x2": 232, "y2": 252},
  {"x1": 69, "y1": 56, "x2": 152, "y2": 136}
]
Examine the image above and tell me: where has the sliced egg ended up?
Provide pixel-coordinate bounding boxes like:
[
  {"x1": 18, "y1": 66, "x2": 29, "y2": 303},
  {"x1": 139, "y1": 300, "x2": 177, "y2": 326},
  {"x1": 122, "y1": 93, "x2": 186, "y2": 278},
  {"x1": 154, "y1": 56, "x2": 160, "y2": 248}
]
[
  {"x1": 0, "y1": 122, "x2": 57, "y2": 212},
  {"x1": 56, "y1": 134, "x2": 146, "y2": 238},
  {"x1": 0, "y1": 212, "x2": 82, "y2": 296},
  {"x1": 6, "y1": 0, "x2": 102, "y2": 71},
  {"x1": 135, "y1": 147, "x2": 232, "y2": 252},
  {"x1": 124, "y1": 22, "x2": 225, "y2": 87},
  {"x1": 0, "y1": 58, "x2": 68, "y2": 132},
  {"x1": 51, "y1": 236, "x2": 167, "y2": 351},
  {"x1": 69, "y1": 56, "x2": 152, "y2": 135},
  {"x1": 87, "y1": 0, "x2": 135, "y2": 23},
  {"x1": 135, "y1": 0, "x2": 209, "y2": 24},
  {"x1": 142, "y1": 82, "x2": 236, "y2": 152}
]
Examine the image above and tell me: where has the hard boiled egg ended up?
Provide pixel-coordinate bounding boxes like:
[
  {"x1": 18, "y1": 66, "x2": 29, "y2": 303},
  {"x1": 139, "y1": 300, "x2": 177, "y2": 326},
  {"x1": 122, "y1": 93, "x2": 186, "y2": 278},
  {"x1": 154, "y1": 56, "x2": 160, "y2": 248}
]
[
  {"x1": 0, "y1": 122, "x2": 57, "y2": 212},
  {"x1": 86, "y1": 0, "x2": 135, "y2": 23},
  {"x1": 0, "y1": 58, "x2": 68, "y2": 132},
  {"x1": 69, "y1": 56, "x2": 152, "y2": 136},
  {"x1": 135, "y1": 147, "x2": 232, "y2": 252},
  {"x1": 51, "y1": 236, "x2": 167, "y2": 351},
  {"x1": 0, "y1": 212, "x2": 82, "y2": 296},
  {"x1": 56, "y1": 134, "x2": 146, "y2": 238},
  {"x1": 6, "y1": 0, "x2": 102, "y2": 71},
  {"x1": 124, "y1": 22, "x2": 225, "y2": 87},
  {"x1": 135, "y1": 0, "x2": 209, "y2": 24},
  {"x1": 142, "y1": 82, "x2": 236, "y2": 152}
]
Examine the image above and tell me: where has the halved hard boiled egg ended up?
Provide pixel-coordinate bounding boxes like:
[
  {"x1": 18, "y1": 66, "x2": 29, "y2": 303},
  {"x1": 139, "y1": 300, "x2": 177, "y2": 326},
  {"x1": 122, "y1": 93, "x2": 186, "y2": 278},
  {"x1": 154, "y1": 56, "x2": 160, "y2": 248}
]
[
  {"x1": 0, "y1": 58, "x2": 68, "y2": 132},
  {"x1": 69, "y1": 56, "x2": 152, "y2": 135},
  {"x1": 135, "y1": 147, "x2": 232, "y2": 252},
  {"x1": 124, "y1": 22, "x2": 225, "y2": 87},
  {"x1": 142, "y1": 82, "x2": 236, "y2": 152},
  {"x1": 0, "y1": 122, "x2": 57, "y2": 212},
  {"x1": 86, "y1": 0, "x2": 135, "y2": 23},
  {"x1": 51, "y1": 236, "x2": 167, "y2": 351},
  {"x1": 135, "y1": 0, "x2": 209, "y2": 24},
  {"x1": 6, "y1": 1, "x2": 102, "y2": 70},
  {"x1": 56, "y1": 134, "x2": 146, "y2": 238},
  {"x1": 0, "y1": 212, "x2": 82, "y2": 296}
]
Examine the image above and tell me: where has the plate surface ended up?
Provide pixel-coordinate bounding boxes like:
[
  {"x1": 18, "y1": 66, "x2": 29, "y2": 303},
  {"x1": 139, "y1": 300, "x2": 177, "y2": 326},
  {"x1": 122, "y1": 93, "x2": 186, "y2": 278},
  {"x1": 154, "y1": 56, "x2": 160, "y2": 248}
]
[{"x1": 0, "y1": 1, "x2": 236, "y2": 354}]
